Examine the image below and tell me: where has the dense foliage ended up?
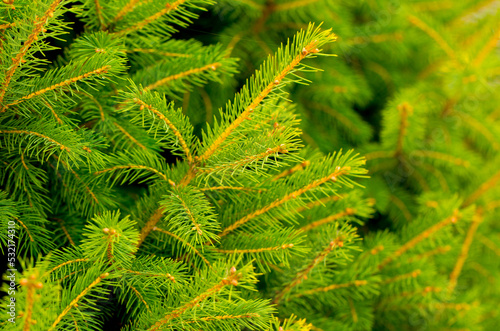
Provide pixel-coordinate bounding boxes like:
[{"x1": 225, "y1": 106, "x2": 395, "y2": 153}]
[{"x1": 1, "y1": 1, "x2": 499, "y2": 330}]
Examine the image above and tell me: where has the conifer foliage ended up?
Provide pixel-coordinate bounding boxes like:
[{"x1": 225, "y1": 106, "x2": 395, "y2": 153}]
[{"x1": 1, "y1": 0, "x2": 499, "y2": 331}]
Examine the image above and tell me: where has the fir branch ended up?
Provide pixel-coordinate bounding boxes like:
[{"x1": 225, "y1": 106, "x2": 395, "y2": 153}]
[
  {"x1": 146, "y1": 268, "x2": 241, "y2": 330},
  {"x1": 48, "y1": 272, "x2": 110, "y2": 331},
  {"x1": 272, "y1": 160, "x2": 310, "y2": 181},
  {"x1": 291, "y1": 280, "x2": 369, "y2": 298},
  {"x1": 93, "y1": 0, "x2": 106, "y2": 29},
  {"x1": 183, "y1": 313, "x2": 262, "y2": 323},
  {"x1": 412, "y1": 150, "x2": 470, "y2": 168},
  {"x1": 378, "y1": 210, "x2": 460, "y2": 270},
  {"x1": 273, "y1": 0, "x2": 321, "y2": 11},
  {"x1": 132, "y1": 97, "x2": 194, "y2": 163},
  {"x1": 43, "y1": 99, "x2": 64, "y2": 125},
  {"x1": 15, "y1": 217, "x2": 34, "y2": 243},
  {"x1": 198, "y1": 26, "x2": 337, "y2": 162},
  {"x1": 395, "y1": 102, "x2": 413, "y2": 156},
  {"x1": 0, "y1": 0, "x2": 63, "y2": 106},
  {"x1": 389, "y1": 195, "x2": 412, "y2": 222},
  {"x1": 405, "y1": 245, "x2": 451, "y2": 264},
  {"x1": 447, "y1": 210, "x2": 483, "y2": 295},
  {"x1": 199, "y1": 186, "x2": 260, "y2": 192},
  {"x1": 95, "y1": 165, "x2": 169, "y2": 182},
  {"x1": 144, "y1": 62, "x2": 221, "y2": 91},
  {"x1": 216, "y1": 244, "x2": 295, "y2": 254},
  {"x1": 125, "y1": 48, "x2": 191, "y2": 57},
  {"x1": 199, "y1": 144, "x2": 289, "y2": 174},
  {"x1": 299, "y1": 207, "x2": 356, "y2": 233},
  {"x1": 45, "y1": 259, "x2": 90, "y2": 277},
  {"x1": 54, "y1": 218, "x2": 76, "y2": 245},
  {"x1": 18, "y1": 276, "x2": 44, "y2": 331},
  {"x1": 130, "y1": 284, "x2": 151, "y2": 313},
  {"x1": 408, "y1": 14, "x2": 457, "y2": 62},
  {"x1": 272, "y1": 237, "x2": 345, "y2": 304},
  {"x1": 472, "y1": 26, "x2": 499, "y2": 67},
  {"x1": 381, "y1": 269, "x2": 421, "y2": 285},
  {"x1": 476, "y1": 233, "x2": 500, "y2": 256},
  {"x1": 0, "y1": 22, "x2": 16, "y2": 30},
  {"x1": 462, "y1": 169, "x2": 500, "y2": 207},
  {"x1": 113, "y1": 0, "x2": 144, "y2": 22},
  {"x1": 114, "y1": 0, "x2": 188, "y2": 36},
  {"x1": 152, "y1": 226, "x2": 212, "y2": 267},
  {"x1": 0, "y1": 129, "x2": 70, "y2": 152},
  {"x1": 219, "y1": 165, "x2": 350, "y2": 238},
  {"x1": 113, "y1": 122, "x2": 147, "y2": 150}
]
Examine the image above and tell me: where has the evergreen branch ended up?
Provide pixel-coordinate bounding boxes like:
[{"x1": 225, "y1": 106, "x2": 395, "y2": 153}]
[
  {"x1": 273, "y1": 0, "x2": 320, "y2": 11},
  {"x1": 152, "y1": 226, "x2": 211, "y2": 267},
  {"x1": 125, "y1": 48, "x2": 191, "y2": 57},
  {"x1": 395, "y1": 102, "x2": 413, "y2": 156},
  {"x1": 2, "y1": 65, "x2": 111, "y2": 112},
  {"x1": 381, "y1": 269, "x2": 421, "y2": 285},
  {"x1": 406, "y1": 245, "x2": 451, "y2": 264},
  {"x1": 447, "y1": 210, "x2": 483, "y2": 295},
  {"x1": 144, "y1": 62, "x2": 221, "y2": 91},
  {"x1": 113, "y1": 0, "x2": 145, "y2": 22},
  {"x1": 93, "y1": 0, "x2": 106, "y2": 29},
  {"x1": 408, "y1": 15, "x2": 457, "y2": 62},
  {"x1": 292, "y1": 280, "x2": 368, "y2": 298},
  {"x1": 348, "y1": 32, "x2": 404, "y2": 45},
  {"x1": 124, "y1": 269, "x2": 176, "y2": 282},
  {"x1": 0, "y1": 129, "x2": 70, "y2": 152},
  {"x1": 272, "y1": 237, "x2": 344, "y2": 304},
  {"x1": 132, "y1": 97, "x2": 194, "y2": 163},
  {"x1": 232, "y1": 0, "x2": 263, "y2": 10},
  {"x1": 299, "y1": 207, "x2": 356, "y2": 233},
  {"x1": 412, "y1": 150, "x2": 470, "y2": 167},
  {"x1": 382, "y1": 287, "x2": 442, "y2": 303},
  {"x1": 55, "y1": 156, "x2": 100, "y2": 205},
  {"x1": 219, "y1": 166, "x2": 349, "y2": 238},
  {"x1": 78, "y1": 91, "x2": 105, "y2": 122},
  {"x1": 54, "y1": 218, "x2": 76, "y2": 245},
  {"x1": 138, "y1": 208, "x2": 164, "y2": 248},
  {"x1": 183, "y1": 313, "x2": 261, "y2": 323},
  {"x1": 15, "y1": 217, "x2": 34, "y2": 242},
  {"x1": 198, "y1": 29, "x2": 335, "y2": 162},
  {"x1": 44, "y1": 259, "x2": 90, "y2": 277},
  {"x1": 130, "y1": 284, "x2": 151, "y2": 313},
  {"x1": 0, "y1": 0, "x2": 63, "y2": 106},
  {"x1": 199, "y1": 186, "x2": 260, "y2": 191},
  {"x1": 378, "y1": 210, "x2": 460, "y2": 270},
  {"x1": 199, "y1": 144, "x2": 288, "y2": 174},
  {"x1": 457, "y1": 111, "x2": 500, "y2": 151},
  {"x1": 94, "y1": 165, "x2": 169, "y2": 182},
  {"x1": 18, "y1": 276, "x2": 43, "y2": 331},
  {"x1": 178, "y1": 193, "x2": 202, "y2": 236},
  {"x1": 147, "y1": 268, "x2": 241, "y2": 330},
  {"x1": 216, "y1": 243, "x2": 294, "y2": 254},
  {"x1": 0, "y1": 22, "x2": 16, "y2": 30},
  {"x1": 293, "y1": 194, "x2": 345, "y2": 214},
  {"x1": 476, "y1": 233, "x2": 500, "y2": 256},
  {"x1": 49, "y1": 272, "x2": 110, "y2": 331},
  {"x1": 113, "y1": 122, "x2": 147, "y2": 150},
  {"x1": 272, "y1": 160, "x2": 310, "y2": 181},
  {"x1": 389, "y1": 195, "x2": 412, "y2": 222},
  {"x1": 43, "y1": 99, "x2": 64, "y2": 125},
  {"x1": 449, "y1": 0, "x2": 497, "y2": 27},
  {"x1": 114, "y1": 0, "x2": 188, "y2": 36},
  {"x1": 462, "y1": 169, "x2": 500, "y2": 207},
  {"x1": 365, "y1": 150, "x2": 394, "y2": 161},
  {"x1": 473, "y1": 26, "x2": 500, "y2": 67}
]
